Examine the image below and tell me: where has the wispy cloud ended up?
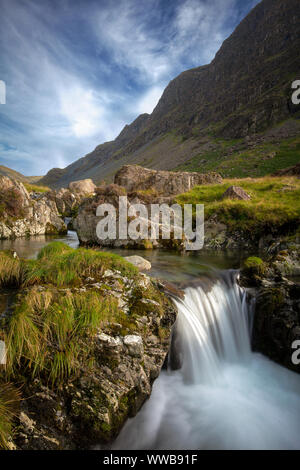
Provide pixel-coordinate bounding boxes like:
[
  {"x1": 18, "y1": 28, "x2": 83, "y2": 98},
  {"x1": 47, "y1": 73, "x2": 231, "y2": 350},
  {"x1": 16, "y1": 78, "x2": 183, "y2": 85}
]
[{"x1": 0, "y1": 0, "x2": 260, "y2": 175}]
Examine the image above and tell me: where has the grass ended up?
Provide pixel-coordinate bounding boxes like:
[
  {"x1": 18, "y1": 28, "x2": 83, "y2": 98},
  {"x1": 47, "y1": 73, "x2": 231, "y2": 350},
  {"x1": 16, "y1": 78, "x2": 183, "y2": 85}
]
[
  {"x1": 25, "y1": 242, "x2": 138, "y2": 287},
  {"x1": 0, "y1": 251, "x2": 24, "y2": 288},
  {"x1": 175, "y1": 134, "x2": 300, "y2": 178},
  {"x1": 24, "y1": 183, "x2": 50, "y2": 194},
  {"x1": 5, "y1": 287, "x2": 120, "y2": 384},
  {"x1": 176, "y1": 176, "x2": 300, "y2": 237},
  {"x1": 0, "y1": 382, "x2": 21, "y2": 449},
  {"x1": 0, "y1": 242, "x2": 139, "y2": 385}
]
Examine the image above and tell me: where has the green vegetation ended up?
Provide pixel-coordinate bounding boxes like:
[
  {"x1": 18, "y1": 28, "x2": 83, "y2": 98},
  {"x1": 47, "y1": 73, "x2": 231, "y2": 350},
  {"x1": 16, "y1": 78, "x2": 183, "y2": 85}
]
[
  {"x1": 24, "y1": 183, "x2": 50, "y2": 193},
  {"x1": 25, "y1": 242, "x2": 138, "y2": 287},
  {"x1": 5, "y1": 287, "x2": 119, "y2": 384},
  {"x1": 0, "y1": 382, "x2": 20, "y2": 449},
  {"x1": 0, "y1": 251, "x2": 24, "y2": 288},
  {"x1": 176, "y1": 176, "x2": 300, "y2": 237},
  {"x1": 0, "y1": 242, "x2": 139, "y2": 385},
  {"x1": 243, "y1": 256, "x2": 266, "y2": 277},
  {"x1": 176, "y1": 133, "x2": 300, "y2": 178}
]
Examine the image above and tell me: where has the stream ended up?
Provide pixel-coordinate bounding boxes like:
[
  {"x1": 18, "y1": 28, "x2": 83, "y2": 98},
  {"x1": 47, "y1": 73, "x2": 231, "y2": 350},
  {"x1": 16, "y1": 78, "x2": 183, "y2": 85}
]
[{"x1": 1, "y1": 231, "x2": 300, "y2": 449}]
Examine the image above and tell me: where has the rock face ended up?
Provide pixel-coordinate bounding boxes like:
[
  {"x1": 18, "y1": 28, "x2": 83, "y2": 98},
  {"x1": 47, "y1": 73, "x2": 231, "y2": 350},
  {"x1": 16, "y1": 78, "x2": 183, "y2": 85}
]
[
  {"x1": 240, "y1": 249, "x2": 300, "y2": 373},
  {"x1": 0, "y1": 176, "x2": 66, "y2": 239},
  {"x1": 68, "y1": 179, "x2": 96, "y2": 196},
  {"x1": 41, "y1": 188, "x2": 78, "y2": 217},
  {"x1": 124, "y1": 256, "x2": 152, "y2": 271},
  {"x1": 37, "y1": 0, "x2": 300, "y2": 187},
  {"x1": 114, "y1": 165, "x2": 222, "y2": 195},
  {"x1": 73, "y1": 183, "x2": 185, "y2": 250},
  {"x1": 221, "y1": 186, "x2": 251, "y2": 201}
]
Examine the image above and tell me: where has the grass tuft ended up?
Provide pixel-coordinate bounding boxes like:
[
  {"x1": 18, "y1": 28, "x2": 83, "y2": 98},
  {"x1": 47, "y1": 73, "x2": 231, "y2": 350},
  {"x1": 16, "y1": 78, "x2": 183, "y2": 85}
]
[{"x1": 0, "y1": 382, "x2": 21, "y2": 449}]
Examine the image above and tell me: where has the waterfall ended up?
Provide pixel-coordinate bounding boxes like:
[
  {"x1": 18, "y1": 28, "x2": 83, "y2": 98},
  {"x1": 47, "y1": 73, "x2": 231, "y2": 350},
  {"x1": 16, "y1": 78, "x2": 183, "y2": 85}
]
[
  {"x1": 172, "y1": 271, "x2": 252, "y2": 385},
  {"x1": 114, "y1": 271, "x2": 300, "y2": 450}
]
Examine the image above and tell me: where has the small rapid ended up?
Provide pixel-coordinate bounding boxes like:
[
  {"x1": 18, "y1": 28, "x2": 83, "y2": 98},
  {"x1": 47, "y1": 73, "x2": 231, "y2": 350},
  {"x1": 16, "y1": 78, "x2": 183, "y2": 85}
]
[{"x1": 114, "y1": 271, "x2": 300, "y2": 450}]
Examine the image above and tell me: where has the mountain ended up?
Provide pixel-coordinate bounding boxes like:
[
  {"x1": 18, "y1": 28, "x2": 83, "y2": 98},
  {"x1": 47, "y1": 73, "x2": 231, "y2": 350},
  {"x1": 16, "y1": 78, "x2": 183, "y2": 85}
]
[
  {"x1": 39, "y1": 0, "x2": 300, "y2": 189},
  {"x1": 0, "y1": 165, "x2": 40, "y2": 184}
]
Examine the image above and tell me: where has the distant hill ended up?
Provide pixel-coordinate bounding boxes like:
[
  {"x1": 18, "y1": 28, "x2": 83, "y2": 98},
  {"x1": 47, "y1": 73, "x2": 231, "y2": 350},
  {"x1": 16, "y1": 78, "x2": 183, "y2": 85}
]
[
  {"x1": 0, "y1": 165, "x2": 41, "y2": 184},
  {"x1": 38, "y1": 0, "x2": 300, "y2": 189}
]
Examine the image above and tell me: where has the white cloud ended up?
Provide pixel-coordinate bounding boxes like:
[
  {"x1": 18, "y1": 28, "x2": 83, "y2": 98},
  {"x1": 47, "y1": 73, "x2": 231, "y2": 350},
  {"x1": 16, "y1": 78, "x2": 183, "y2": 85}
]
[
  {"x1": 0, "y1": 0, "x2": 261, "y2": 175},
  {"x1": 137, "y1": 86, "x2": 164, "y2": 114}
]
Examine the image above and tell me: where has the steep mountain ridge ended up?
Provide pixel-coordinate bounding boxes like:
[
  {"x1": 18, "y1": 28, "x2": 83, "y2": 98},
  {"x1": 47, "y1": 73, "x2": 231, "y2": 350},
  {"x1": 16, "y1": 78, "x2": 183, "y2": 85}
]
[{"x1": 39, "y1": 0, "x2": 300, "y2": 188}]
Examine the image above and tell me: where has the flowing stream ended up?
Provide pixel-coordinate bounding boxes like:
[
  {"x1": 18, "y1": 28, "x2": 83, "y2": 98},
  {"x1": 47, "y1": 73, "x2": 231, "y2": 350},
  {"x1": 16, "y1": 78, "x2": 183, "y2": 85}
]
[
  {"x1": 1, "y1": 232, "x2": 300, "y2": 449},
  {"x1": 114, "y1": 271, "x2": 300, "y2": 450}
]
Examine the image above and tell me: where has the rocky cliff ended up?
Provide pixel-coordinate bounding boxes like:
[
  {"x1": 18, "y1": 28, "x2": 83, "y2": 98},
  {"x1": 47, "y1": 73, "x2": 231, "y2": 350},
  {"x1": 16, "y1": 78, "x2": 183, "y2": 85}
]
[{"x1": 39, "y1": 0, "x2": 300, "y2": 188}]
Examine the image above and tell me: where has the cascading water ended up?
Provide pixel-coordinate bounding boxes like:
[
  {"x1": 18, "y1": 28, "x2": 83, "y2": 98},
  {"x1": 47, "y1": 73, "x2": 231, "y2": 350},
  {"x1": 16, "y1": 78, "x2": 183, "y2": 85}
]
[{"x1": 114, "y1": 271, "x2": 300, "y2": 450}]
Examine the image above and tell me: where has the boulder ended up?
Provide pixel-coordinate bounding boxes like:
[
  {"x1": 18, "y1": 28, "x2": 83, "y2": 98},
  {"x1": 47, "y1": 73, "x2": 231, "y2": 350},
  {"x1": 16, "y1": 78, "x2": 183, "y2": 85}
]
[
  {"x1": 0, "y1": 176, "x2": 66, "y2": 239},
  {"x1": 68, "y1": 179, "x2": 96, "y2": 196},
  {"x1": 114, "y1": 165, "x2": 222, "y2": 196},
  {"x1": 124, "y1": 256, "x2": 151, "y2": 271},
  {"x1": 221, "y1": 185, "x2": 251, "y2": 200}
]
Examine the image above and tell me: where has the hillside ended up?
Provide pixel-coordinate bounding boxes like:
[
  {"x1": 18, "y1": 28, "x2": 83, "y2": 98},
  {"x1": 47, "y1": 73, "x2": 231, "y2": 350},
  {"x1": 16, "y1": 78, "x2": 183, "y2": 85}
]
[
  {"x1": 0, "y1": 165, "x2": 40, "y2": 184},
  {"x1": 39, "y1": 0, "x2": 300, "y2": 189}
]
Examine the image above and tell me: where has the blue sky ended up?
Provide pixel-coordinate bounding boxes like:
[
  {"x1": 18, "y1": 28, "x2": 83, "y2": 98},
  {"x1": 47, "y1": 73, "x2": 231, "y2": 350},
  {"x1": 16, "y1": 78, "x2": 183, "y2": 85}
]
[{"x1": 0, "y1": 0, "x2": 260, "y2": 176}]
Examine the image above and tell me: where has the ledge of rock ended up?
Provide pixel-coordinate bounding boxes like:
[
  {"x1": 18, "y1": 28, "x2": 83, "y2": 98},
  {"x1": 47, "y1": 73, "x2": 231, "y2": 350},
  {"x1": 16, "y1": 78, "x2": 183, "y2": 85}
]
[{"x1": 114, "y1": 165, "x2": 222, "y2": 196}]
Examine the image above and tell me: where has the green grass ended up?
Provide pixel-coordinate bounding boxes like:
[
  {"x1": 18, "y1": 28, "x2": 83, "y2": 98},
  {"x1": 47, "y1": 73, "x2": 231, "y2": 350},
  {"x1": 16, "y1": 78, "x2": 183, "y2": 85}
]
[
  {"x1": 0, "y1": 382, "x2": 20, "y2": 449},
  {"x1": 0, "y1": 242, "x2": 139, "y2": 384},
  {"x1": 5, "y1": 287, "x2": 120, "y2": 384},
  {"x1": 176, "y1": 176, "x2": 300, "y2": 237},
  {"x1": 176, "y1": 134, "x2": 300, "y2": 178},
  {"x1": 0, "y1": 251, "x2": 24, "y2": 288},
  {"x1": 25, "y1": 242, "x2": 138, "y2": 287},
  {"x1": 24, "y1": 183, "x2": 50, "y2": 193}
]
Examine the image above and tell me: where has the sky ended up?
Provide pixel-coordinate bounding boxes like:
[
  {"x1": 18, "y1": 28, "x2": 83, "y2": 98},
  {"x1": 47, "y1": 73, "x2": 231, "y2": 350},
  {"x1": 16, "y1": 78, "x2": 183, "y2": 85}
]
[{"x1": 0, "y1": 0, "x2": 260, "y2": 176}]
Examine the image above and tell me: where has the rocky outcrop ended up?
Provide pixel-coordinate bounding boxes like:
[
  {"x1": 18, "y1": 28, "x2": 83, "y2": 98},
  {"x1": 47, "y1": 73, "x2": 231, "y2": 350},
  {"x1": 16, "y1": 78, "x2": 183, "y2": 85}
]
[
  {"x1": 73, "y1": 183, "x2": 185, "y2": 250},
  {"x1": 68, "y1": 179, "x2": 96, "y2": 196},
  {"x1": 221, "y1": 186, "x2": 251, "y2": 201},
  {"x1": 240, "y1": 249, "x2": 300, "y2": 373},
  {"x1": 114, "y1": 165, "x2": 222, "y2": 195},
  {"x1": 0, "y1": 176, "x2": 66, "y2": 239},
  {"x1": 41, "y1": 188, "x2": 79, "y2": 217}
]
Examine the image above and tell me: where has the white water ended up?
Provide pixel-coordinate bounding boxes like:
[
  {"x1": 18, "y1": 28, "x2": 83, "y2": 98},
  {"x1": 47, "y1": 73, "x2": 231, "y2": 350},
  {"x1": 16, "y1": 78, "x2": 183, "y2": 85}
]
[{"x1": 114, "y1": 272, "x2": 300, "y2": 450}]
